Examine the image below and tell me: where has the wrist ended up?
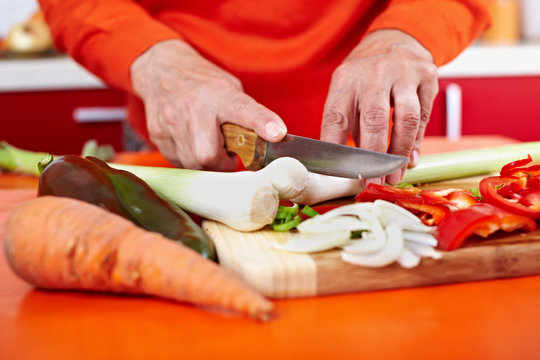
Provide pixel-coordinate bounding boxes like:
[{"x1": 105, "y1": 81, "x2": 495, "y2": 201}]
[
  {"x1": 357, "y1": 29, "x2": 434, "y2": 63},
  {"x1": 130, "y1": 39, "x2": 198, "y2": 98}
]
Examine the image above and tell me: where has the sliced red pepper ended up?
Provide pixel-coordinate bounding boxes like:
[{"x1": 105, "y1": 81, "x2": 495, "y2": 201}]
[
  {"x1": 420, "y1": 188, "x2": 479, "y2": 211},
  {"x1": 435, "y1": 203, "x2": 537, "y2": 251},
  {"x1": 447, "y1": 190, "x2": 480, "y2": 209},
  {"x1": 395, "y1": 197, "x2": 450, "y2": 226},
  {"x1": 500, "y1": 155, "x2": 540, "y2": 178},
  {"x1": 480, "y1": 176, "x2": 540, "y2": 219},
  {"x1": 355, "y1": 183, "x2": 420, "y2": 202},
  {"x1": 500, "y1": 155, "x2": 533, "y2": 176}
]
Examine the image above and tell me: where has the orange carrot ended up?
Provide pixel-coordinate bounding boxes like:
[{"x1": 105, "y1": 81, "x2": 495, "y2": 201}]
[{"x1": 4, "y1": 196, "x2": 273, "y2": 320}]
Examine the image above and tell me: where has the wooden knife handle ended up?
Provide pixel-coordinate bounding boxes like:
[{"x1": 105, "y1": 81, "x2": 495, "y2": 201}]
[{"x1": 221, "y1": 123, "x2": 268, "y2": 170}]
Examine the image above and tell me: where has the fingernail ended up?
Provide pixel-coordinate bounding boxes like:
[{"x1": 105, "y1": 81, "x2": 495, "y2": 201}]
[
  {"x1": 364, "y1": 177, "x2": 384, "y2": 187},
  {"x1": 386, "y1": 171, "x2": 401, "y2": 186},
  {"x1": 264, "y1": 122, "x2": 285, "y2": 139},
  {"x1": 410, "y1": 149, "x2": 419, "y2": 167}
]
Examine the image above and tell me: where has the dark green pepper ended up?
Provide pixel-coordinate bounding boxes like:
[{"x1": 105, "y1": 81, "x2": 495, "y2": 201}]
[{"x1": 38, "y1": 155, "x2": 216, "y2": 261}]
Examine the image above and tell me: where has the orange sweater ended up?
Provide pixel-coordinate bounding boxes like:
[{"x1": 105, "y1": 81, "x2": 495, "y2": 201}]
[{"x1": 38, "y1": 0, "x2": 492, "y2": 141}]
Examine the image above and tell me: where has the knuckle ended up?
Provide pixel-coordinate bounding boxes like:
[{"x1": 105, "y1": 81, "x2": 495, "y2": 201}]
[
  {"x1": 398, "y1": 110, "x2": 421, "y2": 131},
  {"x1": 322, "y1": 110, "x2": 349, "y2": 132},
  {"x1": 229, "y1": 94, "x2": 257, "y2": 115},
  {"x1": 420, "y1": 107, "x2": 431, "y2": 124},
  {"x1": 195, "y1": 148, "x2": 220, "y2": 169},
  {"x1": 211, "y1": 74, "x2": 239, "y2": 89},
  {"x1": 331, "y1": 62, "x2": 357, "y2": 84},
  {"x1": 422, "y1": 63, "x2": 438, "y2": 81},
  {"x1": 362, "y1": 106, "x2": 388, "y2": 129}
]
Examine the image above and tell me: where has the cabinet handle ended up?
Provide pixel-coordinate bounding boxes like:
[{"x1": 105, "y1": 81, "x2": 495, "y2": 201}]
[
  {"x1": 73, "y1": 107, "x2": 127, "y2": 123},
  {"x1": 445, "y1": 83, "x2": 462, "y2": 141}
]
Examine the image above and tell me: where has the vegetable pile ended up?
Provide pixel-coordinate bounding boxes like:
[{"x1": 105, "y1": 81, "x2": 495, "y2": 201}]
[
  {"x1": 271, "y1": 155, "x2": 540, "y2": 268},
  {"x1": 38, "y1": 155, "x2": 216, "y2": 260},
  {"x1": 3, "y1": 140, "x2": 540, "y2": 314},
  {"x1": 354, "y1": 156, "x2": 540, "y2": 251},
  {"x1": 273, "y1": 200, "x2": 441, "y2": 268}
]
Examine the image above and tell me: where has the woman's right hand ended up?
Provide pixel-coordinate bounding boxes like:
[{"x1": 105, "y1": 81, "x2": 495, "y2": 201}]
[{"x1": 130, "y1": 39, "x2": 287, "y2": 171}]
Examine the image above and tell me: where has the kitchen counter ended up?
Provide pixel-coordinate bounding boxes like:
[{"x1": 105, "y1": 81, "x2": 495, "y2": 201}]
[
  {"x1": 2, "y1": 135, "x2": 540, "y2": 360},
  {"x1": 1, "y1": 44, "x2": 540, "y2": 92}
]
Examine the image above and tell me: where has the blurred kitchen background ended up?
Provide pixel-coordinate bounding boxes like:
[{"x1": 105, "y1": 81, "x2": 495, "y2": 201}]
[{"x1": 1, "y1": 0, "x2": 539, "y2": 155}]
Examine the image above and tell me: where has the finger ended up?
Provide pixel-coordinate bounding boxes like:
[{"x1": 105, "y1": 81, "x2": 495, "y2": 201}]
[
  {"x1": 146, "y1": 107, "x2": 187, "y2": 168},
  {"x1": 191, "y1": 121, "x2": 238, "y2": 171},
  {"x1": 152, "y1": 135, "x2": 185, "y2": 169},
  {"x1": 387, "y1": 85, "x2": 421, "y2": 160},
  {"x1": 321, "y1": 67, "x2": 355, "y2": 144},
  {"x1": 358, "y1": 87, "x2": 391, "y2": 154},
  {"x1": 411, "y1": 79, "x2": 439, "y2": 167},
  {"x1": 148, "y1": 106, "x2": 208, "y2": 170},
  {"x1": 219, "y1": 92, "x2": 287, "y2": 143}
]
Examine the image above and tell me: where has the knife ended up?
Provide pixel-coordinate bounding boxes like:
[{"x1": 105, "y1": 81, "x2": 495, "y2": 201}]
[{"x1": 222, "y1": 123, "x2": 408, "y2": 179}]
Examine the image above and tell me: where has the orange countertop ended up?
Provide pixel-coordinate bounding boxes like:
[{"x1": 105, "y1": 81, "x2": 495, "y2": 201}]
[{"x1": 2, "y1": 135, "x2": 540, "y2": 360}]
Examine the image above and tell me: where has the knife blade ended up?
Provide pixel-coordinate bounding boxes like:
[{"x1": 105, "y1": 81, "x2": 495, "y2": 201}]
[{"x1": 222, "y1": 123, "x2": 408, "y2": 179}]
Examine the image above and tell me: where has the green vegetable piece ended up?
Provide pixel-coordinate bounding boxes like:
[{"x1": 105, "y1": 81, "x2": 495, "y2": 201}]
[
  {"x1": 300, "y1": 205, "x2": 319, "y2": 218},
  {"x1": 0, "y1": 141, "x2": 50, "y2": 176},
  {"x1": 272, "y1": 204, "x2": 303, "y2": 231},
  {"x1": 272, "y1": 215, "x2": 302, "y2": 232}
]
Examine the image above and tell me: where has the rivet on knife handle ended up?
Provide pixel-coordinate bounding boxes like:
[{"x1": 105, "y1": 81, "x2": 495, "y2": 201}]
[{"x1": 222, "y1": 123, "x2": 267, "y2": 170}]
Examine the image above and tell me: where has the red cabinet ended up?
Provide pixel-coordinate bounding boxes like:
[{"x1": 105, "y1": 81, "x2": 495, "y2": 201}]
[
  {"x1": 2, "y1": 71, "x2": 539, "y2": 157},
  {"x1": 427, "y1": 76, "x2": 540, "y2": 142},
  {"x1": 1, "y1": 88, "x2": 126, "y2": 155}
]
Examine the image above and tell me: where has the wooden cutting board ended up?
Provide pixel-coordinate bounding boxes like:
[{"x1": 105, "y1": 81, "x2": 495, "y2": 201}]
[{"x1": 202, "y1": 176, "x2": 540, "y2": 299}]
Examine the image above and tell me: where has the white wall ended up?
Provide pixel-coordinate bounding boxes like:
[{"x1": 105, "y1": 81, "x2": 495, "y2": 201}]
[{"x1": 0, "y1": 0, "x2": 38, "y2": 38}]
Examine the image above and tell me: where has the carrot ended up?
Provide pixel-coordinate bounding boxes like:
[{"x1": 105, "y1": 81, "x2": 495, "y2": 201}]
[{"x1": 3, "y1": 196, "x2": 273, "y2": 320}]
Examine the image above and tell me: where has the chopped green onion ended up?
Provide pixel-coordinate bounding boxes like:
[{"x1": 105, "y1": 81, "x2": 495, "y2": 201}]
[
  {"x1": 272, "y1": 204, "x2": 302, "y2": 231},
  {"x1": 275, "y1": 204, "x2": 299, "y2": 219},
  {"x1": 301, "y1": 205, "x2": 319, "y2": 218},
  {"x1": 350, "y1": 230, "x2": 366, "y2": 239},
  {"x1": 272, "y1": 215, "x2": 302, "y2": 232}
]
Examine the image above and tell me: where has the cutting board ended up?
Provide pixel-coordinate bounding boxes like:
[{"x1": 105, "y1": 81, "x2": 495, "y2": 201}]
[{"x1": 202, "y1": 176, "x2": 540, "y2": 299}]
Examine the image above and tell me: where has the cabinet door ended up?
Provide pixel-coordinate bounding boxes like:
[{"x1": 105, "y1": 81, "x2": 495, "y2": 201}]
[
  {"x1": 1, "y1": 88, "x2": 126, "y2": 154},
  {"x1": 426, "y1": 76, "x2": 540, "y2": 141}
]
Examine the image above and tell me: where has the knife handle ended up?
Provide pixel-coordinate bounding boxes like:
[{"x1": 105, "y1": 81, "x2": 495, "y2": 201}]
[{"x1": 221, "y1": 123, "x2": 267, "y2": 170}]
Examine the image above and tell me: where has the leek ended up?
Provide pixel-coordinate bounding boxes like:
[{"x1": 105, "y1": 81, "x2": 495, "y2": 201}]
[
  {"x1": 0, "y1": 141, "x2": 49, "y2": 176},
  {"x1": 0, "y1": 140, "x2": 115, "y2": 176},
  {"x1": 401, "y1": 141, "x2": 540, "y2": 184},
  {"x1": 110, "y1": 157, "x2": 310, "y2": 231}
]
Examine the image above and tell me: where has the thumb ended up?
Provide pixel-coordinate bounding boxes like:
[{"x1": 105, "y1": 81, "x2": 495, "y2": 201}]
[{"x1": 220, "y1": 93, "x2": 287, "y2": 142}]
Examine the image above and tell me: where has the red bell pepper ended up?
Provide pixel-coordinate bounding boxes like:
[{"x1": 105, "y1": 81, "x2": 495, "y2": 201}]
[
  {"x1": 420, "y1": 188, "x2": 479, "y2": 211},
  {"x1": 500, "y1": 155, "x2": 540, "y2": 178},
  {"x1": 435, "y1": 203, "x2": 537, "y2": 251},
  {"x1": 480, "y1": 156, "x2": 540, "y2": 219},
  {"x1": 480, "y1": 176, "x2": 540, "y2": 219},
  {"x1": 395, "y1": 197, "x2": 450, "y2": 226},
  {"x1": 355, "y1": 183, "x2": 420, "y2": 202}
]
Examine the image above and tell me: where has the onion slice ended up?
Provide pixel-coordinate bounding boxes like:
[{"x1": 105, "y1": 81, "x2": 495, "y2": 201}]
[{"x1": 341, "y1": 224, "x2": 404, "y2": 267}]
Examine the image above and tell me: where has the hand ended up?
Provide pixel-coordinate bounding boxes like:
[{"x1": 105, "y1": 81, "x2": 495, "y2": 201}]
[
  {"x1": 130, "y1": 39, "x2": 287, "y2": 171},
  {"x1": 321, "y1": 29, "x2": 439, "y2": 184}
]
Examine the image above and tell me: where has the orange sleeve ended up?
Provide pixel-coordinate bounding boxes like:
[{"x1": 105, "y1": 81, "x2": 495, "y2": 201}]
[
  {"x1": 366, "y1": 0, "x2": 494, "y2": 66},
  {"x1": 37, "y1": 0, "x2": 181, "y2": 92}
]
